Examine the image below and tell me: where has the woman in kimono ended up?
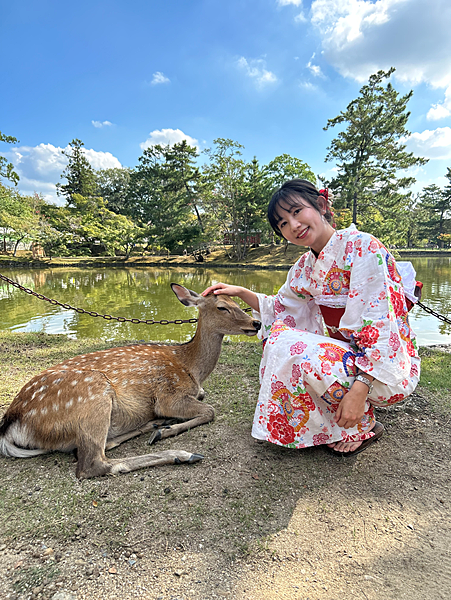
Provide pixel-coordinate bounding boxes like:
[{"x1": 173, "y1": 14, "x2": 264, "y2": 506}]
[{"x1": 203, "y1": 179, "x2": 420, "y2": 456}]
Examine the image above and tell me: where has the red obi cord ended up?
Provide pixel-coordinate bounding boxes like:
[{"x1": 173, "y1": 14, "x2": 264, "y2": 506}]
[{"x1": 319, "y1": 306, "x2": 347, "y2": 342}]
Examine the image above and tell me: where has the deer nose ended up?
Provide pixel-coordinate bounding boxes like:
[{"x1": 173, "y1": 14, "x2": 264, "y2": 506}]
[{"x1": 253, "y1": 320, "x2": 261, "y2": 331}]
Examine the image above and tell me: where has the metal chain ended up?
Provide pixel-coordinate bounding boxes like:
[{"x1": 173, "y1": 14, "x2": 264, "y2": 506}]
[
  {"x1": 0, "y1": 273, "x2": 199, "y2": 326},
  {"x1": 4, "y1": 272, "x2": 447, "y2": 325},
  {"x1": 417, "y1": 301, "x2": 451, "y2": 325}
]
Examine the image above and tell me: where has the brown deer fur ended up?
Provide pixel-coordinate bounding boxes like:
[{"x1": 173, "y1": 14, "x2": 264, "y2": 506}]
[{"x1": 0, "y1": 284, "x2": 260, "y2": 478}]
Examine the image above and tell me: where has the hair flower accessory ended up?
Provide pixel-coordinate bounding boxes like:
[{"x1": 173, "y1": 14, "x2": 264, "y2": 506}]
[{"x1": 319, "y1": 188, "x2": 329, "y2": 201}]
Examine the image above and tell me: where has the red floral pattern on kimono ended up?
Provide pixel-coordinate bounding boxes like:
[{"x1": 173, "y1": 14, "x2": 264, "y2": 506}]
[{"x1": 251, "y1": 225, "x2": 420, "y2": 449}]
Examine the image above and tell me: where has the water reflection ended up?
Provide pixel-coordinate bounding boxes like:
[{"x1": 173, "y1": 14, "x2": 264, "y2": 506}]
[{"x1": 0, "y1": 257, "x2": 450, "y2": 345}]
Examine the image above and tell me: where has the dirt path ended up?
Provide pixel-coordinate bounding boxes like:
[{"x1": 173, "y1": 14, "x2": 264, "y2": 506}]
[{"x1": 1, "y1": 386, "x2": 450, "y2": 600}]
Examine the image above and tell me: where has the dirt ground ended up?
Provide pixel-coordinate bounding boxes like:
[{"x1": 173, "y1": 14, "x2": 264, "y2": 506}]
[{"x1": 1, "y1": 346, "x2": 450, "y2": 600}]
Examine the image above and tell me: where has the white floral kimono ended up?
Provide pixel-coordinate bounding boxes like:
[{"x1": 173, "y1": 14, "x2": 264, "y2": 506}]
[{"x1": 251, "y1": 225, "x2": 420, "y2": 448}]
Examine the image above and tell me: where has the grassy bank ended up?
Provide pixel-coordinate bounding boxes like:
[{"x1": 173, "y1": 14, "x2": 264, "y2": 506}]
[{"x1": 2, "y1": 244, "x2": 450, "y2": 272}]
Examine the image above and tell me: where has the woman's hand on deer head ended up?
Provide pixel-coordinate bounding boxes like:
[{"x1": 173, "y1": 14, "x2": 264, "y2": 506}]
[
  {"x1": 202, "y1": 283, "x2": 260, "y2": 313},
  {"x1": 202, "y1": 283, "x2": 243, "y2": 297}
]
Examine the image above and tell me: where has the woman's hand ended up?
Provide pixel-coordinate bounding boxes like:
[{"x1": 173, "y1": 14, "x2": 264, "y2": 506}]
[
  {"x1": 333, "y1": 381, "x2": 369, "y2": 429},
  {"x1": 202, "y1": 282, "x2": 245, "y2": 298},
  {"x1": 202, "y1": 283, "x2": 260, "y2": 312}
]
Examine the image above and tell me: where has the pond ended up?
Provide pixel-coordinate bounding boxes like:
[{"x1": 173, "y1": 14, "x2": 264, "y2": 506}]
[{"x1": 0, "y1": 257, "x2": 450, "y2": 346}]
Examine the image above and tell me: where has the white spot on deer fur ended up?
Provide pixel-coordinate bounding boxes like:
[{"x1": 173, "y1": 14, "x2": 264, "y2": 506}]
[
  {"x1": 84, "y1": 376, "x2": 94, "y2": 383},
  {"x1": 31, "y1": 391, "x2": 38, "y2": 400},
  {"x1": 66, "y1": 399, "x2": 73, "y2": 409},
  {"x1": 78, "y1": 396, "x2": 83, "y2": 403},
  {"x1": 71, "y1": 381, "x2": 77, "y2": 387},
  {"x1": 53, "y1": 403, "x2": 59, "y2": 412},
  {"x1": 38, "y1": 385, "x2": 47, "y2": 393},
  {"x1": 40, "y1": 407, "x2": 48, "y2": 415},
  {"x1": 28, "y1": 409, "x2": 37, "y2": 417},
  {"x1": 53, "y1": 377, "x2": 63, "y2": 384},
  {"x1": 57, "y1": 389, "x2": 62, "y2": 397}
]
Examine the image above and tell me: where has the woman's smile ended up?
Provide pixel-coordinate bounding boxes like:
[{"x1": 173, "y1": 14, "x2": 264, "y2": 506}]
[{"x1": 277, "y1": 199, "x2": 334, "y2": 253}]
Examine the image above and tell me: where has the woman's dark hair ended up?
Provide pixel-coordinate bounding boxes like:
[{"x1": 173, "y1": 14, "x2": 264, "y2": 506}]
[{"x1": 268, "y1": 179, "x2": 332, "y2": 237}]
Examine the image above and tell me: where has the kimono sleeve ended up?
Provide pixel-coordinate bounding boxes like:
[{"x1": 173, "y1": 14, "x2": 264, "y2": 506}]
[
  {"x1": 252, "y1": 262, "x2": 323, "y2": 340},
  {"x1": 340, "y1": 234, "x2": 417, "y2": 385}
]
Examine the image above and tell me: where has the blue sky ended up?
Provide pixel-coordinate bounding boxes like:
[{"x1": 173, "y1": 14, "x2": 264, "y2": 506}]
[{"x1": 2, "y1": 0, "x2": 451, "y2": 204}]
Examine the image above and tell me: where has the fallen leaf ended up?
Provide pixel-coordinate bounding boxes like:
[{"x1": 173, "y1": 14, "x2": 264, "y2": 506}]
[
  {"x1": 92, "y1": 501, "x2": 98, "y2": 507},
  {"x1": 14, "y1": 561, "x2": 23, "y2": 569},
  {"x1": 252, "y1": 473, "x2": 259, "y2": 480},
  {"x1": 109, "y1": 566, "x2": 117, "y2": 574}
]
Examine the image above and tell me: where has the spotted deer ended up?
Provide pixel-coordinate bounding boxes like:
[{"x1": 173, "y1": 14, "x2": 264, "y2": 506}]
[{"x1": 0, "y1": 284, "x2": 261, "y2": 479}]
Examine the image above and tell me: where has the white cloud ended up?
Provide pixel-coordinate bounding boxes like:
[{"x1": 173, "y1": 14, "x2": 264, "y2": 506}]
[
  {"x1": 139, "y1": 128, "x2": 199, "y2": 150},
  {"x1": 310, "y1": 0, "x2": 451, "y2": 112},
  {"x1": 237, "y1": 57, "x2": 278, "y2": 88},
  {"x1": 299, "y1": 81, "x2": 318, "y2": 92},
  {"x1": 404, "y1": 127, "x2": 451, "y2": 160},
  {"x1": 92, "y1": 120, "x2": 113, "y2": 128},
  {"x1": 294, "y1": 11, "x2": 307, "y2": 22},
  {"x1": 278, "y1": 0, "x2": 303, "y2": 6},
  {"x1": 427, "y1": 86, "x2": 451, "y2": 121},
  {"x1": 307, "y1": 54, "x2": 324, "y2": 77},
  {"x1": 1, "y1": 143, "x2": 122, "y2": 204},
  {"x1": 151, "y1": 71, "x2": 170, "y2": 85}
]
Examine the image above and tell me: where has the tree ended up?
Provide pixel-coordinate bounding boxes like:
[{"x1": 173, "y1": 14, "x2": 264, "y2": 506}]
[
  {"x1": 95, "y1": 167, "x2": 132, "y2": 214},
  {"x1": 263, "y1": 154, "x2": 315, "y2": 189},
  {"x1": 418, "y1": 180, "x2": 451, "y2": 247},
  {"x1": 0, "y1": 131, "x2": 19, "y2": 185},
  {"x1": 324, "y1": 68, "x2": 428, "y2": 244},
  {"x1": 128, "y1": 142, "x2": 203, "y2": 253},
  {"x1": 56, "y1": 139, "x2": 97, "y2": 204},
  {"x1": 201, "y1": 138, "x2": 250, "y2": 259},
  {"x1": 0, "y1": 184, "x2": 42, "y2": 254}
]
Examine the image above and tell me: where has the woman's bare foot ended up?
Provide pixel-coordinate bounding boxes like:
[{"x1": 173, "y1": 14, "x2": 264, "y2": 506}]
[
  {"x1": 327, "y1": 422, "x2": 376, "y2": 454},
  {"x1": 327, "y1": 439, "x2": 364, "y2": 453}
]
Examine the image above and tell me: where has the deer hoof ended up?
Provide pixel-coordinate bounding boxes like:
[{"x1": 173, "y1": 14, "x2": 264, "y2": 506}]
[
  {"x1": 173, "y1": 453, "x2": 204, "y2": 465},
  {"x1": 188, "y1": 453, "x2": 204, "y2": 463},
  {"x1": 148, "y1": 430, "x2": 162, "y2": 445}
]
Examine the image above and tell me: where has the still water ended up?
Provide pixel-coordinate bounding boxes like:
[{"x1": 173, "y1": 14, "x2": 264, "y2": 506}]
[{"x1": 0, "y1": 257, "x2": 450, "y2": 346}]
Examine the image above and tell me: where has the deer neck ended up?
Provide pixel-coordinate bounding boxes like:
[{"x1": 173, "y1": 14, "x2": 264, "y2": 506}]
[{"x1": 183, "y1": 314, "x2": 224, "y2": 383}]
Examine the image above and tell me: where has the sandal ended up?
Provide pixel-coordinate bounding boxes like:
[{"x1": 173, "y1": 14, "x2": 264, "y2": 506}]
[{"x1": 327, "y1": 421, "x2": 385, "y2": 457}]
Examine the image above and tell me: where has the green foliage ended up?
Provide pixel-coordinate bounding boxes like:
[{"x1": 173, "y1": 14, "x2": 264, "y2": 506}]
[
  {"x1": 128, "y1": 141, "x2": 203, "y2": 252},
  {"x1": 0, "y1": 184, "x2": 42, "y2": 254},
  {"x1": 56, "y1": 138, "x2": 97, "y2": 204},
  {"x1": 263, "y1": 154, "x2": 316, "y2": 190},
  {"x1": 95, "y1": 167, "x2": 132, "y2": 214},
  {"x1": 417, "y1": 183, "x2": 451, "y2": 247},
  {"x1": 201, "y1": 139, "x2": 278, "y2": 259},
  {"x1": 324, "y1": 68, "x2": 428, "y2": 245},
  {"x1": 0, "y1": 130, "x2": 19, "y2": 185}
]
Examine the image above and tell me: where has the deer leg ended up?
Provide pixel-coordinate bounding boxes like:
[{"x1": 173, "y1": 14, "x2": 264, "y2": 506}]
[
  {"x1": 108, "y1": 450, "x2": 204, "y2": 475},
  {"x1": 148, "y1": 398, "x2": 215, "y2": 445},
  {"x1": 105, "y1": 419, "x2": 183, "y2": 450},
  {"x1": 74, "y1": 398, "x2": 113, "y2": 479}
]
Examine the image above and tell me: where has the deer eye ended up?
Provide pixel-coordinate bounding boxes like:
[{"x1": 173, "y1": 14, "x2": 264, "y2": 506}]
[{"x1": 217, "y1": 306, "x2": 230, "y2": 312}]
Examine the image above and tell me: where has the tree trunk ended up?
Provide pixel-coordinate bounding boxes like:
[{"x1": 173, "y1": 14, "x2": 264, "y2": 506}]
[{"x1": 353, "y1": 190, "x2": 358, "y2": 224}]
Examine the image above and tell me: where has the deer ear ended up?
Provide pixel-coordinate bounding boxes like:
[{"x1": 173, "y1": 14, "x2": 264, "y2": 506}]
[{"x1": 171, "y1": 283, "x2": 201, "y2": 307}]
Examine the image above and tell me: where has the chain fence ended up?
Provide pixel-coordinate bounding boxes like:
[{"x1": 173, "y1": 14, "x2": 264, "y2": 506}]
[{"x1": 0, "y1": 272, "x2": 449, "y2": 325}]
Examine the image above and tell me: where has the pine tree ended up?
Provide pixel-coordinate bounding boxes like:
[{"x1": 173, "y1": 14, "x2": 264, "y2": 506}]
[
  {"x1": 56, "y1": 139, "x2": 97, "y2": 204},
  {"x1": 324, "y1": 68, "x2": 428, "y2": 244}
]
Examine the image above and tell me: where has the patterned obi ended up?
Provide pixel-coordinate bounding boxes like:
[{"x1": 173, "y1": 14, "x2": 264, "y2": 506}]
[{"x1": 319, "y1": 306, "x2": 347, "y2": 342}]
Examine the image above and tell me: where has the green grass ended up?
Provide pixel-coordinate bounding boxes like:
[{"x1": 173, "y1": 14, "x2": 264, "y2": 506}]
[{"x1": 419, "y1": 346, "x2": 451, "y2": 391}]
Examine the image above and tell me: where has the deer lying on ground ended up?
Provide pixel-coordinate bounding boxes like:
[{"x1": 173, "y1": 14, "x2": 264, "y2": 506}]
[{"x1": 0, "y1": 284, "x2": 261, "y2": 479}]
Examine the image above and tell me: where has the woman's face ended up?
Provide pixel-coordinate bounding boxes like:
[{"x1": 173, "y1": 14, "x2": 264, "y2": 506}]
[{"x1": 275, "y1": 194, "x2": 334, "y2": 253}]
